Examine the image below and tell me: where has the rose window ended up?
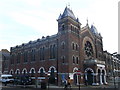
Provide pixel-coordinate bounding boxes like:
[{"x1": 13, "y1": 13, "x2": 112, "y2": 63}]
[{"x1": 84, "y1": 41, "x2": 93, "y2": 58}]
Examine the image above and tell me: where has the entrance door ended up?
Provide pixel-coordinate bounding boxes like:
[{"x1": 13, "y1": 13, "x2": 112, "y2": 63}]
[
  {"x1": 98, "y1": 69, "x2": 101, "y2": 84},
  {"x1": 102, "y1": 70, "x2": 105, "y2": 84},
  {"x1": 73, "y1": 74, "x2": 77, "y2": 85},
  {"x1": 87, "y1": 70, "x2": 93, "y2": 85}
]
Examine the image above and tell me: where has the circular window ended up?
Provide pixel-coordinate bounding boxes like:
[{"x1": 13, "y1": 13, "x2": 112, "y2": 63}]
[{"x1": 84, "y1": 41, "x2": 93, "y2": 58}]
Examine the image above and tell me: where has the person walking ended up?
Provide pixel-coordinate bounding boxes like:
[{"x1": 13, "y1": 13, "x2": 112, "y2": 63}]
[
  {"x1": 67, "y1": 77, "x2": 71, "y2": 89},
  {"x1": 64, "y1": 79, "x2": 68, "y2": 90}
]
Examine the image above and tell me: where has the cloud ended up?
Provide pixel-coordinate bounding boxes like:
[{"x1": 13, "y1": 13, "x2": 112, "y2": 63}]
[{"x1": 0, "y1": 0, "x2": 119, "y2": 53}]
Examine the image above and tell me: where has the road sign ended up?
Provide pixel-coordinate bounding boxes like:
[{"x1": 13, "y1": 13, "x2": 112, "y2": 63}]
[{"x1": 75, "y1": 70, "x2": 81, "y2": 75}]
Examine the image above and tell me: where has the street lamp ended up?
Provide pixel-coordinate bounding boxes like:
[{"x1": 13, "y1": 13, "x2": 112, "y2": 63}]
[
  {"x1": 47, "y1": 73, "x2": 50, "y2": 89},
  {"x1": 75, "y1": 69, "x2": 81, "y2": 90}
]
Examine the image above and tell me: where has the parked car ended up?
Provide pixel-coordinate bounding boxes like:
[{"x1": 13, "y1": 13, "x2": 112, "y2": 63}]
[
  {"x1": 0, "y1": 74, "x2": 14, "y2": 83},
  {"x1": 14, "y1": 75, "x2": 32, "y2": 85}
]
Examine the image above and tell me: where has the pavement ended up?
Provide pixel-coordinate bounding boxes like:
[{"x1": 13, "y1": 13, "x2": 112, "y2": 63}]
[{"x1": 0, "y1": 82, "x2": 119, "y2": 90}]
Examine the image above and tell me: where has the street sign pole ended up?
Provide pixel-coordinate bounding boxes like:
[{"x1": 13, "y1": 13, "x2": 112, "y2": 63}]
[
  {"x1": 75, "y1": 70, "x2": 81, "y2": 90},
  {"x1": 79, "y1": 80, "x2": 80, "y2": 90}
]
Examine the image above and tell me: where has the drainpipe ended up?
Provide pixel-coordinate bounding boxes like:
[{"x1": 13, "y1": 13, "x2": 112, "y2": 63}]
[{"x1": 56, "y1": 39, "x2": 59, "y2": 86}]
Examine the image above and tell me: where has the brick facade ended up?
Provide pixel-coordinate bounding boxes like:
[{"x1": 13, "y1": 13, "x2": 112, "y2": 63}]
[{"x1": 9, "y1": 7, "x2": 107, "y2": 85}]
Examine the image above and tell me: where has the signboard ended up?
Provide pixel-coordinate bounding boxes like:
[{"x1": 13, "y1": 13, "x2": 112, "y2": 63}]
[{"x1": 75, "y1": 70, "x2": 81, "y2": 75}]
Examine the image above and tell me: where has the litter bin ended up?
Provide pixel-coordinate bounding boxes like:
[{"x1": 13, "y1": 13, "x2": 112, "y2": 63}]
[{"x1": 41, "y1": 81, "x2": 46, "y2": 89}]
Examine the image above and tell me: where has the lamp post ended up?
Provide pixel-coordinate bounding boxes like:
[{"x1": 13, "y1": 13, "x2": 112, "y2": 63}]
[
  {"x1": 75, "y1": 70, "x2": 81, "y2": 90},
  {"x1": 56, "y1": 39, "x2": 58, "y2": 86},
  {"x1": 35, "y1": 76, "x2": 38, "y2": 88},
  {"x1": 47, "y1": 73, "x2": 50, "y2": 89}
]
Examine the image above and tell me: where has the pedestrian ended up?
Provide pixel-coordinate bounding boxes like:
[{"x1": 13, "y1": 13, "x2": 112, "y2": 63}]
[
  {"x1": 67, "y1": 77, "x2": 71, "y2": 89},
  {"x1": 64, "y1": 79, "x2": 68, "y2": 90}
]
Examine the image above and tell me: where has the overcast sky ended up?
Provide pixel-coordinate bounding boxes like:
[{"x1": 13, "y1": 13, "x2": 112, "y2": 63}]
[{"x1": 0, "y1": 0, "x2": 119, "y2": 54}]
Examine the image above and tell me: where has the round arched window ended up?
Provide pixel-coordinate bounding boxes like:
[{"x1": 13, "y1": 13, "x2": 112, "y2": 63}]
[{"x1": 84, "y1": 41, "x2": 93, "y2": 58}]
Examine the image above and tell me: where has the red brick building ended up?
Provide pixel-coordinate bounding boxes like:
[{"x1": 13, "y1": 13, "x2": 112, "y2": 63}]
[{"x1": 9, "y1": 7, "x2": 107, "y2": 85}]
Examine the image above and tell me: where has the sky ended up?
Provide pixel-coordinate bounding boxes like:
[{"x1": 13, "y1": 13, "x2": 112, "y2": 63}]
[{"x1": 0, "y1": 0, "x2": 119, "y2": 54}]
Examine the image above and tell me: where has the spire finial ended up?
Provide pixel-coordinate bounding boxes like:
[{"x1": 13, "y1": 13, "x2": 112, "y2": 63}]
[
  {"x1": 86, "y1": 17, "x2": 88, "y2": 26},
  {"x1": 68, "y1": 2, "x2": 70, "y2": 8}
]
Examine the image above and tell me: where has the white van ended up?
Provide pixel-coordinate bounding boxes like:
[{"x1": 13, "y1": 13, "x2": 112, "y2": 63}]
[{"x1": 0, "y1": 74, "x2": 14, "y2": 83}]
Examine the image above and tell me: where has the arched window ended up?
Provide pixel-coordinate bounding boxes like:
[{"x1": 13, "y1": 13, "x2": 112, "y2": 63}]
[
  {"x1": 61, "y1": 56, "x2": 65, "y2": 63},
  {"x1": 40, "y1": 48, "x2": 42, "y2": 60},
  {"x1": 24, "y1": 51, "x2": 28, "y2": 62},
  {"x1": 42, "y1": 47, "x2": 45, "y2": 60},
  {"x1": 76, "y1": 44, "x2": 78, "y2": 51},
  {"x1": 22, "y1": 68, "x2": 27, "y2": 74},
  {"x1": 61, "y1": 42, "x2": 65, "y2": 49},
  {"x1": 53, "y1": 44, "x2": 56, "y2": 59},
  {"x1": 62, "y1": 25, "x2": 65, "y2": 30},
  {"x1": 11, "y1": 55, "x2": 14, "y2": 65},
  {"x1": 50, "y1": 44, "x2": 56, "y2": 59},
  {"x1": 40, "y1": 47, "x2": 45, "y2": 60},
  {"x1": 15, "y1": 69, "x2": 20, "y2": 75},
  {"x1": 30, "y1": 68, "x2": 35, "y2": 77},
  {"x1": 73, "y1": 56, "x2": 75, "y2": 63},
  {"x1": 31, "y1": 49, "x2": 35, "y2": 61},
  {"x1": 72, "y1": 43, "x2": 75, "y2": 50},
  {"x1": 10, "y1": 69, "x2": 14, "y2": 75},
  {"x1": 50, "y1": 45, "x2": 53, "y2": 59},
  {"x1": 40, "y1": 68, "x2": 44, "y2": 77},
  {"x1": 76, "y1": 57, "x2": 79, "y2": 64},
  {"x1": 17, "y1": 53, "x2": 20, "y2": 64}
]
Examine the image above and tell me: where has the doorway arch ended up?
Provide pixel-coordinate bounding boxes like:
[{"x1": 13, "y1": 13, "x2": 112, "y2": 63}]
[
  {"x1": 98, "y1": 69, "x2": 101, "y2": 84},
  {"x1": 49, "y1": 66, "x2": 56, "y2": 84},
  {"x1": 73, "y1": 74, "x2": 77, "y2": 85},
  {"x1": 85, "y1": 68, "x2": 94, "y2": 85},
  {"x1": 73, "y1": 67, "x2": 78, "y2": 85},
  {"x1": 102, "y1": 70, "x2": 105, "y2": 84}
]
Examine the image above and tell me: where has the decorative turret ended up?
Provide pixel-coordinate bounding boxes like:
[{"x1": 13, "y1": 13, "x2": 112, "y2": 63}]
[
  {"x1": 57, "y1": 7, "x2": 81, "y2": 33},
  {"x1": 57, "y1": 6, "x2": 79, "y2": 22},
  {"x1": 58, "y1": 13, "x2": 62, "y2": 20},
  {"x1": 90, "y1": 25, "x2": 99, "y2": 35}
]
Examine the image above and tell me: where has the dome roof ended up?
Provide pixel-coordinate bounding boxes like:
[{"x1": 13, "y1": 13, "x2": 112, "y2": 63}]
[{"x1": 90, "y1": 25, "x2": 99, "y2": 35}]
